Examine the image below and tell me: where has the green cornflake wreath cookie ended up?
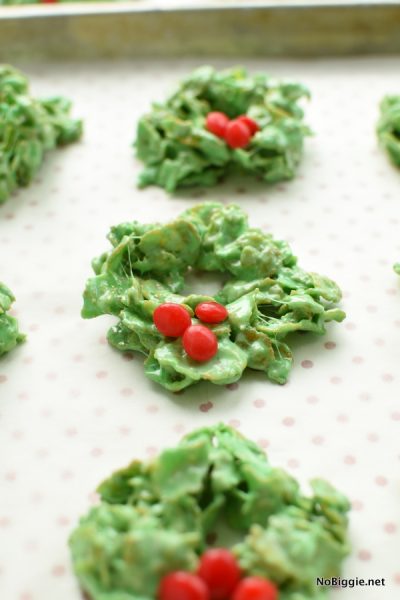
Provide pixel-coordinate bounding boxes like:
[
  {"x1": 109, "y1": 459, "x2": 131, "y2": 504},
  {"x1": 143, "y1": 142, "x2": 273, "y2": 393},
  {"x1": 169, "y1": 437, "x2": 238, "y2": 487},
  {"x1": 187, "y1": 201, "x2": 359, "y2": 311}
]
[
  {"x1": 377, "y1": 95, "x2": 400, "y2": 167},
  {"x1": 82, "y1": 202, "x2": 345, "y2": 392},
  {"x1": 0, "y1": 64, "x2": 82, "y2": 204},
  {"x1": 69, "y1": 424, "x2": 351, "y2": 600},
  {"x1": 0, "y1": 282, "x2": 25, "y2": 357},
  {"x1": 135, "y1": 66, "x2": 310, "y2": 192}
]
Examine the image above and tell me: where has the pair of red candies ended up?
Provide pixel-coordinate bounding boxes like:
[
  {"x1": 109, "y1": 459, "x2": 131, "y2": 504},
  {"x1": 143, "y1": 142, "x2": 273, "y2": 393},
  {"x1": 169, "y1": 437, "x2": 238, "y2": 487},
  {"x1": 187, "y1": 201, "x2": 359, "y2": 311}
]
[
  {"x1": 158, "y1": 548, "x2": 278, "y2": 600},
  {"x1": 206, "y1": 112, "x2": 260, "y2": 149},
  {"x1": 153, "y1": 301, "x2": 228, "y2": 362}
]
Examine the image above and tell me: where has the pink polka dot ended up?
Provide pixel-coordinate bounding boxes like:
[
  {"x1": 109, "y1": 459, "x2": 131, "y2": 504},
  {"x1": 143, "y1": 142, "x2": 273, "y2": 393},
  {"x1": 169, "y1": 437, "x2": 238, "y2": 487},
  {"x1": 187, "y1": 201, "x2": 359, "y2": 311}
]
[
  {"x1": 282, "y1": 417, "x2": 295, "y2": 427},
  {"x1": 90, "y1": 447, "x2": 103, "y2": 458},
  {"x1": 391, "y1": 412, "x2": 400, "y2": 421},
  {"x1": 352, "y1": 356, "x2": 364, "y2": 365},
  {"x1": 359, "y1": 392, "x2": 371, "y2": 401},
  {"x1": 120, "y1": 387, "x2": 133, "y2": 397},
  {"x1": 0, "y1": 375, "x2": 7, "y2": 384},
  {"x1": 330, "y1": 376, "x2": 342, "y2": 385},
  {"x1": 226, "y1": 383, "x2": 239, "y2": 391},
  {"x1": 258, "y1": 438, "x2": 269, "y2": 449},
  {"x1": 253, "y1": 398, "x2": 265, "y2": 408},
  {"x1": 301, "y1": 360, "x2": 313, "y2": 369},
  {"x1": 358, "y1": 550, "x2": 372, "y2": 561},
  {"x1": 384, "y1": 522, "x2": 397, "y2": 534},
  {"x1": 394, "y1": 573, "x2": 400, "y2": 585},
  {"x1": 119, "y1": 426, "x2": 131, "y2": 436},
  {"x1": 51, "y1": 565, "x2": 66, "y2": 577},
  {"x1": 146, "y1": 446, "x2": 158, "y2": 457},
  {"x1": 352, "y1": 499, "x2": 364, "y2": 511},
  {"x1": 382, "y1": 373, "x2": 394, "y2": 383},
  {"x1": 345, "y1": 322, "x2": 356, "y2": 330},
  {"x1": 228, "y1": 419, "x2": 241, "y2": 428},
  {"x1": 65, "y1": 427, "x2": 77, "y2": 437},
  {"x1": 375, "y1": 475, "x2": 388, "y2": 486},
  {"x1": 146, "y1": 404, "x2": 159, "y2": 414},
  {"x1": 337, "y1": 413, "x2": 349, "y2": 423},
  {"x1": 96, "y1": 370, "x2": 108, "y2": 379},
  {"x1": 287, "y1": 458, "x2": 299, "y2": 469},
  {"x1": 199, "y1": 401, "x2": 213, "y2": 413},
  {"x1": 324, "y1": 341, "x2": 336, "y2": 350},
  {"x1": 367, "y1": 432, "x2": 379, "y2": 442},
  {"x1": 306, "y1": 395, "x2": 319, "y2": 404},
  {"x1": 344, "y1": 455, "x2": 356, "y2": 465},
  {"x1": 173, "y1": 423, "x2": 185, "y2": 434},
  {"x1": 312, "y1": 435, "x2": 324, "y2": 446}
]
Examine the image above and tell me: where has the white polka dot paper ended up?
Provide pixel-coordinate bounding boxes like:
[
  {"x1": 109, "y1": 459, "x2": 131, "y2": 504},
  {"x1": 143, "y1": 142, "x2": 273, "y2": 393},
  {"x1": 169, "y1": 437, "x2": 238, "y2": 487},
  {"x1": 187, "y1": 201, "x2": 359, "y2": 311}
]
[{"x1": 0, "y1": 58, "x2": 399, "y2": 600}]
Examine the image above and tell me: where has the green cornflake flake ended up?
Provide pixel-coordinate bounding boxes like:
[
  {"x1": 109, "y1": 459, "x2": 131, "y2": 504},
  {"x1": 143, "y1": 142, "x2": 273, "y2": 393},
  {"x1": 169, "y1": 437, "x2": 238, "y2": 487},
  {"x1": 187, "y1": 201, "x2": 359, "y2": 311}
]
[
  {"x1": 135, "y1": 66, "x2": 310, "y2": 192},
  {"x1": 82, "y1": 202, "x2": 345, "y2": 392},
  {"x1": 394, "y1": 263, "x2": 400, "y2": 275},
  {"x1": 0, "y1": 64, "x2": 82, "y2": 204},
  {"x1": 0, "y1": 282, "x2": 25, "y2": 357},
  {"x1": 377, "y1": 95, "x2": 400, "y2": 167},
  {"x1": 69, "y1": 424, "x2": 351, "y2": 600}
]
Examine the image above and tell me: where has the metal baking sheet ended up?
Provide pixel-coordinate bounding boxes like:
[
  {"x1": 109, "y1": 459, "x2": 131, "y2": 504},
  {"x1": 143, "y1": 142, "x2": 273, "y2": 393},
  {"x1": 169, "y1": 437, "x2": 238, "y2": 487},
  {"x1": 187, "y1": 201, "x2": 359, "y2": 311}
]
[
  {"x1": 0, "y1": 56, "x2": 400, "y2": 600},
  {"x1": 1, "y1": 1, "x2": 400, "y2": 59}
]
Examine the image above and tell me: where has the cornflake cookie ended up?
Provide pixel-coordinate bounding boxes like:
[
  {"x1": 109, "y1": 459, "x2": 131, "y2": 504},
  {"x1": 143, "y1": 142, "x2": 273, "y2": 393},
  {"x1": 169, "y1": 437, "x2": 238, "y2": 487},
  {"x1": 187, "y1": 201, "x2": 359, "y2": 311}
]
[
  {"x1": 82, "y1": 202, "x2": 345, "y2": 391},
  {"x1": 69, "y1": 424, "x2": 351, "y2": 600},
  {"x1": 0, "y1": 65, "x2": 82, "y2": 204},
  {"x1": 135, "y1": 66, "x2": 310, "y2": 192},
  {"x1": 0, "y1": 282, "x2": 25, "y2": 357}
]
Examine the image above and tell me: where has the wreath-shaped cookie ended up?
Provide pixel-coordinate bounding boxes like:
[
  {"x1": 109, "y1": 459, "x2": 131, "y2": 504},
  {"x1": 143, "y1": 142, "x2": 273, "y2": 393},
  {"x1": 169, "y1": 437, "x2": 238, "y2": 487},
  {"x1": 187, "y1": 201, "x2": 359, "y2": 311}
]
[
  {"x1": 377, "y1": 95, "x2": 400, "y2": 167},
  {"x1": 0, "y1": 282, "x2": 25, "y2": 357},
  {"x1": 82, "y1": 202, "x2": 345, "y2": 392},
  {"x1": 69, "y1": 424, "x2": 351, "y2": 600},
  {"x1": 0, "y1": 64, "x2": 82, "y2": 204},
  {"x1": 135, "y1": 66, "x2": 310, "y2": 192}
]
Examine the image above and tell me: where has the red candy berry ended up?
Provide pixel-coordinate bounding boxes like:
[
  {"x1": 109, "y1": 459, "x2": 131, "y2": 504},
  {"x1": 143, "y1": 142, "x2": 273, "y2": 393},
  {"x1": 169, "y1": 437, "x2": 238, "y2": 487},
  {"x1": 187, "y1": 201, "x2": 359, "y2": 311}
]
[
  {"x1": 195, "y1": 302, "x2": 228, "y2": 324},
  {"x1": 197, "y1": 549, "x2": 241, "y2": 600},
  {"x1": 232, "y1": 577, "x2": 279, "y2": 600},
  {"x1": 158, "y1": 571, "x2": 210, "y2": 600},
  {"x1": 153, "y1": 303, "x2": 191, "y2": 337},
  {"x1": 206, "y1": 112, "x2": 230, "y2": 138},
  {"x1": 224, "y1": 119, "x2": 252, "y2": 149},
  {"x1": 182, "y1": 325, "x2": 218, "y2": 362},
  {"x1": 237, "y1": 115, "x2": 260, "y2": 135}
]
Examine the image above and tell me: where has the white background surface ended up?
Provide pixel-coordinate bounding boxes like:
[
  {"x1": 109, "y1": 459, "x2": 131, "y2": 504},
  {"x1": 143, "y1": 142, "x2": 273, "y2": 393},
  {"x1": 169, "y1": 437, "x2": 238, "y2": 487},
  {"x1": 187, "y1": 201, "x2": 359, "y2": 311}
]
[{"x1": 0, "y1": 58, "x2": 399, "y2": 600}]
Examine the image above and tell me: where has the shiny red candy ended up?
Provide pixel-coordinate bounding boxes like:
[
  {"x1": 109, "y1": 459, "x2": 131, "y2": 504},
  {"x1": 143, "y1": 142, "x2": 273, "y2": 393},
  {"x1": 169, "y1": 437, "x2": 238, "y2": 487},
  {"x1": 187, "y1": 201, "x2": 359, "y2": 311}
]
[
  {"x1": 237, "y1": 115, "x2": 260, "y2": 135},
  {"x1": 206, "y1": 112, "x2": 230, "y2": 138},
  {"x1": 158, "y1": 571, "x2": 210, "y2": 600},
  {"x1": 197, "y1": 549, "x2": 241, "y2": 600},
  {"x1": 153, "y1": 303, "x2": 191, "y2": 337},
  {"x1": 232, "y1": 577, "x2": 279, "y2": 600},
  {"x1": 195, "y1": 302, "x2": 228, "y2": 324},
  {"x1": 182, "y1": 325, "x2": 218, "y2": 361},
  {"x1": 224, "y1": 119, "x2": 252, "y2": 149}
]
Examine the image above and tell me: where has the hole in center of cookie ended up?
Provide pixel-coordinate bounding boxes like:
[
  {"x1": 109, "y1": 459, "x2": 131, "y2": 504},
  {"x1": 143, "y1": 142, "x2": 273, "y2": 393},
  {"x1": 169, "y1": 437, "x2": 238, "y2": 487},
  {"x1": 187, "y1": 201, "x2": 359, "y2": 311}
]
[{"x1": 181, "y1": 268, "x2": 230, "y2": 297}]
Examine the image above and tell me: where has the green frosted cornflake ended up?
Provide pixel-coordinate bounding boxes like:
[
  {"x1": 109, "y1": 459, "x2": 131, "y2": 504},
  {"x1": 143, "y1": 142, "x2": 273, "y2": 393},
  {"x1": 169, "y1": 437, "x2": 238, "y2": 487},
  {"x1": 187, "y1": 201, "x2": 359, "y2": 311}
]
[
  {"x1": 0, "y1": 282, "x2": 25, "y2": 357},
  {"x1": 69, "y1": 425, "x2": 351, "y2": 600},
  {"x1": 135, "y1": 66, "x2": 310, "y2": 192},
  {"x1": 0, "y1": 65, "x2": 82, "y2": 204},
  {"x1": 377, "y1": 95, "x2": 400, "y2": 167},
  {"x1": 82, "y1": 202, "x2": 345, "y2": 391}
]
